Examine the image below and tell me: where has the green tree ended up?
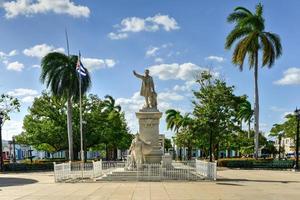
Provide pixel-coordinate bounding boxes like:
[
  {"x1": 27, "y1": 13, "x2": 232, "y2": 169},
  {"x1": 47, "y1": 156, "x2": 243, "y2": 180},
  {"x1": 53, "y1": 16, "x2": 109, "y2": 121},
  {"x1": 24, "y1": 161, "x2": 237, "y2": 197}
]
[
  {"x1": 225, "y1": 3, "x2": 282, "y2": 158},
  {"x1": 16, "y1": 92, "x2": 132, "y2": 160},
  {"x1": 40, "y1": 52, "x2": 91, "y2": 160},
  {"x1": 164, "y1": 138, "x2": 172, "y2": 153},
  {"x1": 237, "y1": 100, "x2": 254, "y2": 138},
  {"x1": 0, "y1": 94, "x2": 21, "y2": 121},
  {"x1": 193, "y1": 71, "x2": 242, "y2": 160},
  {"x1": 0, "y1": 94, "x2": 20, "y2": 170}
]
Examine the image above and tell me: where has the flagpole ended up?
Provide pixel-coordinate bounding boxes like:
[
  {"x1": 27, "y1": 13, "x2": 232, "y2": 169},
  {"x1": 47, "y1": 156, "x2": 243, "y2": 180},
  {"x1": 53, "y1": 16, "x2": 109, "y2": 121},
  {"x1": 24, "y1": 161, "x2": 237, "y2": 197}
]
[
  {"x1": 65, "y1": 29, "x2": 70, "y2": 56},
  {"x1": 79, "y1": 52, "x2": 84, "y2": 162},
  {"x1": 65, "y1": 28, "x2": 72, "y2": 161}
]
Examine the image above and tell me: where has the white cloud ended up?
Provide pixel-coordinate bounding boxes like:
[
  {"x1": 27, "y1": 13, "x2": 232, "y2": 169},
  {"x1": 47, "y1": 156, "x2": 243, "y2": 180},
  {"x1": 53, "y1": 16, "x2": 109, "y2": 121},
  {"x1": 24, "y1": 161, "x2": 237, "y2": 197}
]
[
  {"x1": 32, "y1": 64, "x2": 40, "y2": 68},
  {"x1": 173, "y1": 81, "x2": 196, "y2": 92},
  {"x1": 8, "y1": 88, "x2": 38, "y2": 96},
  {"x1": 108, "y1": 32, "x2": 128, "y2": 40},
  {"x1": 269, "y1": 106, "x2": 287, "y2": 112},
  {"x1": 0, "y1": 49, "x2": 18, "y2": 60},
  {"x1": 3, "y1": 0, "x2": 90, "y2": 19},
  {"x1": 108, "y1": 14, "x2": 179, "y2": 40},
  {"x1": 81, "y1": 57, "x2": 116, "y2": 72},
  {"x1": 154, "y1": 57, "x2": 164, "y2": 63},
  {"x1": 21, "y1": 96, "x2": 35, "y2": 103},
  {"x1": 148, "y1": 62, "x2": 210, "y2": 81},
  {"x1": 146, "y1": 47, "x2": 159, "y2": 57},
  {"x1": 148, "y1": 14, "x2": 179, "y2": 31},
  {"x1": 120, "y1": 17, "x2": 147, "y2": 32},
  {"x1": 6, "y1": 61, "x2": 24, "y2": 72},
  {"x1": 2, "y1": 120, "x2": 23, "y2": 140},
  {"x1": 23, "y1": 44, "x2": 64, "y2": 59},
  {"x1": 274, "y1": 68, "x2": 300, "y2": 85},
  {"x1": 205, "y1": 56, "x2": 225, "y2": 63},
  {"x1": 158, "y1": 91, "x2": 184, "y2": 101},
  {"x1": 7, "y1": 88, "x2": 39, "y2": 103},
  {"x1": 105, "y1": 59, "x2": 116, "y2": 68}
]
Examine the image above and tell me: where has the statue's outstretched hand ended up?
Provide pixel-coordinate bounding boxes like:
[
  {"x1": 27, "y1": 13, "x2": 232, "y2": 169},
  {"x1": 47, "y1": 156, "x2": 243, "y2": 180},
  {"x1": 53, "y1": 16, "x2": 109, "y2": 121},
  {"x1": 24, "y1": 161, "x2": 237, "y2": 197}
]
[{"x1": 133, "y1": 70, "x2": 136, "y2": 75}]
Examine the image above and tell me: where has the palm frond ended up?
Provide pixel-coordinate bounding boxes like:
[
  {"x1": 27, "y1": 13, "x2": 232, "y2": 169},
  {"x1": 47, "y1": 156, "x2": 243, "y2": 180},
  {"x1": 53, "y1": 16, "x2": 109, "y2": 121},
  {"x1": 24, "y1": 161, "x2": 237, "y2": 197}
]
[
  {"x1": 234, "y1": 6, "x2": 253, "y2": 15},
  {"x1": 225, "y1": 27, "x2": 252, "y2": 49},
  {"x1": 264, "y1": 32, "x2": 282, "y2": 58}
]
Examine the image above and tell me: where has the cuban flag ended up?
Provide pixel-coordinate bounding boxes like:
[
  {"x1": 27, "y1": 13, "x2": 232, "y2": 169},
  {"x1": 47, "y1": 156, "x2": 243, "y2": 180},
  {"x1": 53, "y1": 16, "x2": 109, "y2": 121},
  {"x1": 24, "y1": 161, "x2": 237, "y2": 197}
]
[{"x1": 76, "y1": 52, "x2": 87, "y2": 77}]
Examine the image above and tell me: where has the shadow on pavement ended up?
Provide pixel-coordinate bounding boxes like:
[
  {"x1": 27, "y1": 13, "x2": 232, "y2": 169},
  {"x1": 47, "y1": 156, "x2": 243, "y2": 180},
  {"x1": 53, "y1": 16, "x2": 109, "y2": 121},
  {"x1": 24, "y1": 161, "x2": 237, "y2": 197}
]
[
  {"x1": 216, "y1": 182, "x2": 244, "y2": 186},
  {"x1": 217, "y1": 178, "x2": 299, "y2": 184},
  {"x1": 0, "y1": 177, "x2": 38, "y2": 187}
]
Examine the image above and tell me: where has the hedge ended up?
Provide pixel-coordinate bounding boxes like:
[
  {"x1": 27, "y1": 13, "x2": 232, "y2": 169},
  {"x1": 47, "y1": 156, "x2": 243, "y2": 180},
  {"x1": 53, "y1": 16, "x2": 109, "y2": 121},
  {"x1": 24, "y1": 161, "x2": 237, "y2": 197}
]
[
  {"x1": 4, "y1": 163, "x2": 54, "y2": 172},
  {"x1": 218, "y1": 158, "x2": 295, "y2": 169}
]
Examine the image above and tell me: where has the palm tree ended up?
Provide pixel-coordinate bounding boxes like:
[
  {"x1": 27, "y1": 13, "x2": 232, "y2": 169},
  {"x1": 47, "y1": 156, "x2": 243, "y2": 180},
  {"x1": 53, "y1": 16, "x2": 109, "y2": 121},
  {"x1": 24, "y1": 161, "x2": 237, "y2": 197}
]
[
  {"x1": 103, "y1": 95, "x2": 121, "y2": 114},
  {"x1": 102, "y1": 95, "x2": 122, "y2": 160},
  {"x1": 178, "y1": 113, "x2": 194, "y2": 160},
  {"x1": 166, "y1": 110, "x2": 195, "y2": 160},
  {"x1": 41, "y1": 52, "x2": 91, "y2": 160},
  {"x1": 270, "y1": 124, "x2": 284, "y2": 159},
  {"x1": 166, "y1": 109, "x2": 182, "y2": 132},
  {"x1": 166, "y1": 109, "x2": 183, "y2": 160},
  {"x1": 225, "y1": 3, "x2": 282, "y2": 158},
  {"x1": 237, "y1": 101, "x2": 254, "y2": 138}
]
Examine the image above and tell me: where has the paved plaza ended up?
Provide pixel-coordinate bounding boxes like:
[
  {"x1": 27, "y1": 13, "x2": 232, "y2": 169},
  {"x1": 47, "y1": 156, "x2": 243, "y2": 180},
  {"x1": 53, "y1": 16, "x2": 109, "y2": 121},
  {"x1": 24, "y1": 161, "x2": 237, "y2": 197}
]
[{"x1": 1, "y1": 169, "x2": 300, "y2": 200}]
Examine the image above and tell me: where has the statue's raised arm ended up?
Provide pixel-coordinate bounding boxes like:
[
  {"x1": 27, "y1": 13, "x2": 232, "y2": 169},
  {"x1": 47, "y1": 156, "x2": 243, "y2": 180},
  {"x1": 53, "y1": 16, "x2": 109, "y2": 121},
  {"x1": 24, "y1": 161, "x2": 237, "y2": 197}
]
[{"x1": 133, "y1": 70, "x2": 144, "y2": 79}]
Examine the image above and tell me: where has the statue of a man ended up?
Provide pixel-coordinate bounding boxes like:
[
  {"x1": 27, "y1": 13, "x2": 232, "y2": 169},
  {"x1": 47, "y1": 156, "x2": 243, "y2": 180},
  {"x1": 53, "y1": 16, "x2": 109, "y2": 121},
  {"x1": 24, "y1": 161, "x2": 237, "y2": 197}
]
[{"x1": 133, "y1": 69, "x2": 157, "y2": 109}]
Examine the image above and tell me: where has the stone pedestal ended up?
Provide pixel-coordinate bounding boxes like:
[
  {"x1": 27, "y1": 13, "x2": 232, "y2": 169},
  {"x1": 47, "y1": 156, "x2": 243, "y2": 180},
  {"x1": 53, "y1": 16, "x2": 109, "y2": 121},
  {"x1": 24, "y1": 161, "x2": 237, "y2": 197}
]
[{"x1": 136, "y1": 109, "x2": 163, "y2": 163}]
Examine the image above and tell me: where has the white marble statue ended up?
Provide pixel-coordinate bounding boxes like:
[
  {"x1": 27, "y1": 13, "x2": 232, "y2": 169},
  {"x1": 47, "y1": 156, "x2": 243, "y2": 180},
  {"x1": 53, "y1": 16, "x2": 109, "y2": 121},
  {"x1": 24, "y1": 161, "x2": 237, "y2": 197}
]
[
  {"x1": 126, "y1": 134, "x2": 152, "y2": 170},
  {"x1": 133, "y1": 70, "x2": 157, "y2": 109}
]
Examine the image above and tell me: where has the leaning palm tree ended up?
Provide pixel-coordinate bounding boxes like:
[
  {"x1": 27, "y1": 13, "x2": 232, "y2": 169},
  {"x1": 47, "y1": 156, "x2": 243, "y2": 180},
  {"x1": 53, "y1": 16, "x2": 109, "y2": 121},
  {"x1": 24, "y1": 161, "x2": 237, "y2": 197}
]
[
  {"x1": 237, "y1": 101, "x2": 254, "y2": 138},
  {"x1": 225, "y1": 3, "x2": 282, "y2": 158},
  {"x1": 40, "y1": 52, "x2": 91, "y2": 160}
]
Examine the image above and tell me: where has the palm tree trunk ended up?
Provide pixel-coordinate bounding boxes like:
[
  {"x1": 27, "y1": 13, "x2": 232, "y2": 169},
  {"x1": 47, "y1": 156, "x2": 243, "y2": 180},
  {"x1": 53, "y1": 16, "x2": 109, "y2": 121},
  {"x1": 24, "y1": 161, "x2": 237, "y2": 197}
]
[
  {"x1": 248, "y1": 120, "x2": 251, "y2": 139},
  {"x1": 254, "y1": 52, "x2": 260, "y2": 159},
  {"x1": 67, "y1": 97, "x2": 74, "y2": 161},
  {"x1": 278, "y1": 136, "x2": 281, "y2": 160}
]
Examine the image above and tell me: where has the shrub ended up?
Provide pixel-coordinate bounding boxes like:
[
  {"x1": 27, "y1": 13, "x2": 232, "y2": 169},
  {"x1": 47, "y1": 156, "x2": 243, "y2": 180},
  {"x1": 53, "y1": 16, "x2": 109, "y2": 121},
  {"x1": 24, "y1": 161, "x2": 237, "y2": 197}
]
[
  {"x1": 218, "y1": 158, "x2": 294, "y2": 169},
  {"x1": 4, "y1": 163, "x2": 54, "y2": 172}
]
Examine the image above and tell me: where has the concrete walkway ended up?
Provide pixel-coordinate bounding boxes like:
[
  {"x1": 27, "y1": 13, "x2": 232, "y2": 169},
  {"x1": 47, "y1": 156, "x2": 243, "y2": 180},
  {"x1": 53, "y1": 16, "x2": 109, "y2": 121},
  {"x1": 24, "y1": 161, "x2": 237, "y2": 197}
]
[{"x1": 0, "y1": 169, "x2": 300, "y2": 200}]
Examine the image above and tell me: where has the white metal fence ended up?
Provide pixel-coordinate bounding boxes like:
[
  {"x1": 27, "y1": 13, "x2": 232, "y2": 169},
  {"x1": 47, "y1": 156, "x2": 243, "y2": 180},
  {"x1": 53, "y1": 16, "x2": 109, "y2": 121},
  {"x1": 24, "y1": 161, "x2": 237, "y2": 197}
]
[
  {"x1": 53, "y1": 160, "x2": 102, "y2": 182},
  {"x1": 53, "y1": 160, "x2": 217, "y2": 182},
  {"x1": 195, "y1": 160, "x2": 217, "y2": 180}
]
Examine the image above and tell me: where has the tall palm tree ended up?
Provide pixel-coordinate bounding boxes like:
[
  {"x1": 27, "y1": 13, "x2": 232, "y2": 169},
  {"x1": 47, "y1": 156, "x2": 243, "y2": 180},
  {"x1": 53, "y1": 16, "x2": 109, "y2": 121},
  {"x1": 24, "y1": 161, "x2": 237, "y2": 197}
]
[
  {"x1": 41, "y1": 52, "x2": 91, "y2": 160},
  {"x1": 237, "y1": 101, "x2": 254, "y2": 138},
  {"x1": 225, "y1": 3, "x2": 282, "y2": 158}
]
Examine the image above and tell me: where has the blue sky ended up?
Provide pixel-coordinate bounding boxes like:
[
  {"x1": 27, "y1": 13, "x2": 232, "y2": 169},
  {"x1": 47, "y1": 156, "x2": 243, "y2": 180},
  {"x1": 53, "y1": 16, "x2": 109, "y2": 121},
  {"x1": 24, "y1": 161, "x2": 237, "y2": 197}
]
[{"x1": 1, "y1": 0, "x2": 300, "y2": 140}]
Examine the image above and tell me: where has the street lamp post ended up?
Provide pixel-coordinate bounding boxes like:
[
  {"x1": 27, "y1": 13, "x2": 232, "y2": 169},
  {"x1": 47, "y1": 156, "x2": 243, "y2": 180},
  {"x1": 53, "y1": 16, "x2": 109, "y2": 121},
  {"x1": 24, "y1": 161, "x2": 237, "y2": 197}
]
[
  {"x1": 294, "y1": 108, "x2": 300, "y2": 171},
  {"x1": 0, "y1": 112, "x2": 4, "y2": 172},
  {"x1": 12, "y1": 136, "x2": 16, "y2": 163}
]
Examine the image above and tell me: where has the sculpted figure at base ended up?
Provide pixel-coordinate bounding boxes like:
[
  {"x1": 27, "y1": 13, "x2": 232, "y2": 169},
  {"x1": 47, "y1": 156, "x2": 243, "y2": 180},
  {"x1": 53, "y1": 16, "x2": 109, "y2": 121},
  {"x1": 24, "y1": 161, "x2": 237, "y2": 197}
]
[
  {"x1": 126, "y1": 134, "x2": 152, "y2": 170},
  {"x1": 133, "y1": 69, "x2": 157, "y2": 109}
]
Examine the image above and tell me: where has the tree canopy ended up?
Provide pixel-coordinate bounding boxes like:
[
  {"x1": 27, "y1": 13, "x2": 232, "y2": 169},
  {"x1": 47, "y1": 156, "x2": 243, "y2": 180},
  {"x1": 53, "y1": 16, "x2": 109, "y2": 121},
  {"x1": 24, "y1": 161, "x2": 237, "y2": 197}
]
[{"x1": 16, "y1": 92, "x2": 132, "y2": 158}]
